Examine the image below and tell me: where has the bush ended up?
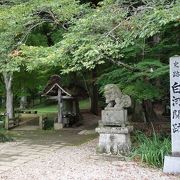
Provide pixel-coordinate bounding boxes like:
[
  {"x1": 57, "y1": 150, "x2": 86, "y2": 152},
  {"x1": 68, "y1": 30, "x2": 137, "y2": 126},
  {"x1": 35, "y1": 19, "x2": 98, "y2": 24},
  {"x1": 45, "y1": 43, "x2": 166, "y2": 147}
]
[
  {"x1": 0, "y1": 115, "x2": 5, "y2": 129},
  {"x1": 131, "y1": 131, "x2": 171, "y2": 168},
  {"x1": 0, "y1": 133, "x2": 13, "y2": 143},
  {"x1": 43, "y1": 119, "x2": 54, "y2": 130}
]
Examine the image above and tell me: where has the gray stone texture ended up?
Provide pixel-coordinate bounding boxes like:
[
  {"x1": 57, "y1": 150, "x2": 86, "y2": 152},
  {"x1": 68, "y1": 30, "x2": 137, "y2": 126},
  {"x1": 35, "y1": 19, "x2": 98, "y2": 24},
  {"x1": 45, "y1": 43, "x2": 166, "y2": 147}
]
[
  {"x1": 102, "y1": 109, "x2": 128, "y2": 127},
  {"x1": 96, "y1": 84, "x2": 133, "y2": 155},
  {"x1": 163, "y1": 156, "x2": 180, "y2": 174},
  {"x1": 163, "y1": 57, "x2": 180, "y2": 174},
  {"x1": 96, "y1": 127, "x2": 133, "y2": 155},
  {"x1": 104, "y1": 84, "x2": 131, "y2": 110}
]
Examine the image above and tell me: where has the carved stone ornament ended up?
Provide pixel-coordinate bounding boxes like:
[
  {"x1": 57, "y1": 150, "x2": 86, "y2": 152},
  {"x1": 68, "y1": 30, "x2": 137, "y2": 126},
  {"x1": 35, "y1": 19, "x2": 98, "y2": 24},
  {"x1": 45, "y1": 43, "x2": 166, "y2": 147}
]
[{"x1": 104, "y1": 84, "x2": 131, "y2": 110}]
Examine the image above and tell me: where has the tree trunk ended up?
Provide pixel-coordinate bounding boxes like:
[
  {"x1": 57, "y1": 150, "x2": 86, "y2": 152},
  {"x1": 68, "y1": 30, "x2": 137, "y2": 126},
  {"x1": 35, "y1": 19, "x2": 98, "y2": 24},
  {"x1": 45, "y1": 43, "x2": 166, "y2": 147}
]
[
  {"x1": 143, "y1": 100, "x2": 158, "y2": 122},
  {"x1": 131, "y1": 101, "x2": 146, "y2": 122},
  {"x1": 3, "y1": 72, "x2": 14, "y2": 119},
  {"x1": 90, "y1": 69, "x2": 99, "y2": 115},
  {"x1": 20, "y1": 96, "x2": 27, "y2": 109}
]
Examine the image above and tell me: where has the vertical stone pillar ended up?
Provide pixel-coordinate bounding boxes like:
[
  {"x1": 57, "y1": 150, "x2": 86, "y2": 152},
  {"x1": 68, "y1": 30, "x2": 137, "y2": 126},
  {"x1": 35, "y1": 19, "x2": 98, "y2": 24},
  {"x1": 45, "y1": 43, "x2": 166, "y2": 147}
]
[{"x1": 163, "y1": 56, "x2": 180, "y2": 173}]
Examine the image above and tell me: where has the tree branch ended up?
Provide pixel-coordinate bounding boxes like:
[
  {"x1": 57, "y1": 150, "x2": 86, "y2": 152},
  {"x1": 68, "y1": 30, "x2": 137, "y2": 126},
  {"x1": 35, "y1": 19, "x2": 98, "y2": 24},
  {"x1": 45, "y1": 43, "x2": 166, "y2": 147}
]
[{"x1": 108, "y1": 58, "x2": 140, "y2": 72}]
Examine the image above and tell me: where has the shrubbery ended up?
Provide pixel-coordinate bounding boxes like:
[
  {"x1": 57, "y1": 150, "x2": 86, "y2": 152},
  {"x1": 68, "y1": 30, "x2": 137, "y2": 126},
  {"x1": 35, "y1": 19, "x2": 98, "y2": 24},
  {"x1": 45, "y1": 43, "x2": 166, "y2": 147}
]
[
  {"x1": 0, "y1": 132, "x2": 13, "y2": 143},
  {"x1": 43, "y1": 119, "x2": 54, "y2": 130},
  {"x1": 131, "y1": 131, "x2": 171, "y2": 168}
]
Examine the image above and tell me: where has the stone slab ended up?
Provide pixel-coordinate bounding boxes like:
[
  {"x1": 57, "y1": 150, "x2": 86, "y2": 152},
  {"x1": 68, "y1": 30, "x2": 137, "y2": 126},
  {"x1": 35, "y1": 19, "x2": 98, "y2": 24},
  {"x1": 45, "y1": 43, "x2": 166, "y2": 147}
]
[
  {"x1": 13, "y1": 126, "x2": 40, "y2": 131},
  {"x1": 163, "y1": 156, "x2": 180, "y2": 174},
  {"x1": 169, "y1": 56, "x2": 180, "y2": 154},
  {"x1": 97, "y1": 133, "x2": 131, "y2": 155},
  {"x1": 54, "y1": 123, "x2": 63, "y2": 130},
  {"x1": 96, "y1": 126, "x2": 133, "y2": 134},
  {"x1": 102, "y1": 109, "x2": 128, "y2": 126},
  {"x1": 78, "y1": 130, "x2": 96, "y2": 135}
]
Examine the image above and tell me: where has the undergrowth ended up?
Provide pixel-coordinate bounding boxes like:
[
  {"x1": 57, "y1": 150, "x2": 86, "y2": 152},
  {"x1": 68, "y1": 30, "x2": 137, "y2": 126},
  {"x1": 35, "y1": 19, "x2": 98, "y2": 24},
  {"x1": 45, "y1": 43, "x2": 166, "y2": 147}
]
[
  {"x1": 131, "y1": 131, "x2": 171, "y2": 168},
  {"x1": 0, "y1": 132, "x2": 14, "y2": 143}
]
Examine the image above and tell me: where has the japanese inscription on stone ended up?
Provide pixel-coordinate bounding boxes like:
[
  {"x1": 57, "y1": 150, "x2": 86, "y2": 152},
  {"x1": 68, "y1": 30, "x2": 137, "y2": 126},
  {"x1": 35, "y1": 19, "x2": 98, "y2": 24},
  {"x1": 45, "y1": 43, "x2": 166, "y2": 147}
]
[{"x1": 170, "y1": 56, "x2": 180, "y2": 154}]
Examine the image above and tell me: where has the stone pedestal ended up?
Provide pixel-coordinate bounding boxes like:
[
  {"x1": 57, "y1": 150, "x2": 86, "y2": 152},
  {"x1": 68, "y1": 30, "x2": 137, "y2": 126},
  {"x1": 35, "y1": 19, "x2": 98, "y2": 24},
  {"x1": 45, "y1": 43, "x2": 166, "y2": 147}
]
[
  {"x1": 96, "y1": 126, "x2": 133, "y2": 155},
  {"x1": 96, "y1": 84, "x2": 132, "y2": 156},
  {"x1": 54, "y1": 123, "x2": 64, "y2": 130},
  {"x1": 163, "y1": 156, "x2": 180, "y2": 173},
  {"x1": 102, "y1": 109, "x2": 128, "y2": 126}
]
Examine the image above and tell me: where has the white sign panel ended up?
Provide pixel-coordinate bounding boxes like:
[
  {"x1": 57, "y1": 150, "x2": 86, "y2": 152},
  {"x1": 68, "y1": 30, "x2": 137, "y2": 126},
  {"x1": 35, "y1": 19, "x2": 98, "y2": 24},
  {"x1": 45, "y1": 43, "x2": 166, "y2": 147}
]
[{"x1": 170, "y1": 56, "x2": 180, "y2": 155}]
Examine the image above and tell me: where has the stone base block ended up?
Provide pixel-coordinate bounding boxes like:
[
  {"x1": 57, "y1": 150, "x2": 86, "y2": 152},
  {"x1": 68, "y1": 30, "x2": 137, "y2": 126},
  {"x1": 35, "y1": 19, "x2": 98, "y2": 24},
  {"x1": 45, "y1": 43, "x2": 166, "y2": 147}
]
[
  {"x1": 163, "y1": 156, "x2": 180, "y2": 174},
  {"x1": 54, "y1": 123, "x2": 64, "y2": 130},
  {"x1": 96, "y1": 126, "x2": 133, "y2": 155},
  {"x1": 96, "y1": 126, "x2": 133, "y2": 134},
  {"x1": 102, "y1": 109, "x2": 127, "y2": 126}
]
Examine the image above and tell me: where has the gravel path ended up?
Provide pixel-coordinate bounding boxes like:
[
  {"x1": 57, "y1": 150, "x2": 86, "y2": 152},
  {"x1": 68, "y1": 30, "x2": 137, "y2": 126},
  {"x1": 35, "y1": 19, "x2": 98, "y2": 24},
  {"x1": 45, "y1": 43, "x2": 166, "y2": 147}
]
[{"x1": 0, "y1": 139, "x2": 178, "y2": 180}]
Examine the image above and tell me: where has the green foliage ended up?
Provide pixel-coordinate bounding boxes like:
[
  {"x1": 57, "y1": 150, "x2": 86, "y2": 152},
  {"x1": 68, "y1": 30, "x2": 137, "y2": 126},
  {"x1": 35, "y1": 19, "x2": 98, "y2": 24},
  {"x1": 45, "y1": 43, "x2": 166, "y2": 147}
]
[
  {"x1": 0, "y1": 0, "x2": 180, "y2": 105},
  {"x1": 0, "y1": 0, "x2": 88, "y2": 72},
  {"x1": 0, "y1": 132, "x2": 14, "y2": 142},
  {"x1": 124, "y1": 81, "x2": 161, "y2": 101},
  {"x1": 13, "y1": 0, "x2": 179, "y2": 75},
  {"x1": 26, "y1": 33, "x2": 49, "y2": 47},
  {"x1": 43, "y1": 119, "x2": 54, "y2": 130},
  {"x1": 131, "y1": 131, "x2": 171, "y2": 167},
  {"x1": 97, "y1": 58, "x2": 169, "y2": 101},
  {"x1": 54, "y1": 0, "x2": 180, "y2": 73},
  {"x1": 27, "y1": 99, "x2": 90, "y2": 113}
]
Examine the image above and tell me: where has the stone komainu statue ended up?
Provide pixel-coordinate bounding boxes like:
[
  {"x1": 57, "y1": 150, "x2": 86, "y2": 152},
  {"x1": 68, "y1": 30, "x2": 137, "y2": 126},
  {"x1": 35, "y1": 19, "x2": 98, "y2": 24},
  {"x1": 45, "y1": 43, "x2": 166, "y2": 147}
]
[{"x1": 104, "y1": 84, "x2": 131, "y2": 110}]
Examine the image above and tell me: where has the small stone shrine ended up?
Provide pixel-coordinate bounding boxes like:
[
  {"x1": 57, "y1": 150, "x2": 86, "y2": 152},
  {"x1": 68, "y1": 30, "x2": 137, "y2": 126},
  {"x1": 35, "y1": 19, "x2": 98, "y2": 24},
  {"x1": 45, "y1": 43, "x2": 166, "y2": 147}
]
[
  {"x1": 43, "y1": 75, "x2": 80, "y2": 129},
  {"x1": 96, "y1": 84, "x2": 133, "y2": 155}
]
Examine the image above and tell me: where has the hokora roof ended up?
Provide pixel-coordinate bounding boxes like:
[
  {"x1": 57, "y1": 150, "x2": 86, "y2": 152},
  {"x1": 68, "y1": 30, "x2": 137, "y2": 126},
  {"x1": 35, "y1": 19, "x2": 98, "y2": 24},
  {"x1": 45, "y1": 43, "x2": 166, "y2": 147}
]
[
  {"x1": 43, "y1": 83, "x2": 72, "y2": 97},
  {"x1": 42, "y1": 75, "x2": 72, "y2": 97}
]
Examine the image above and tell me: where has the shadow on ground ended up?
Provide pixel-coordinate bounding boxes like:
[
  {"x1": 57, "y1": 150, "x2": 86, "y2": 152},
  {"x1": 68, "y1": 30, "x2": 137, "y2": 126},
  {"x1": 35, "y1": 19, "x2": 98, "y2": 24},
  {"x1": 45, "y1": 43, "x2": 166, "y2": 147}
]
[
  {"x1": 4, "y1": 111, "x2": 100, "y2": 146},
  {"x1": 7, "y1": 130, "x2": 98, "y2": 146}
]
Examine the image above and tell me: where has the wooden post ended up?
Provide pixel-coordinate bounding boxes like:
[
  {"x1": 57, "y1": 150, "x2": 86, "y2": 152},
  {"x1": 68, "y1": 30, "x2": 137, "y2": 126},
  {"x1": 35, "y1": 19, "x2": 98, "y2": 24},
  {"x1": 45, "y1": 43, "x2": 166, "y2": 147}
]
[
  {"x1": 58, "y1": 88, "x2": 62, "y2": 123},
  {"x1": 5, "y1": 116, "x2": 9, "y2": 130},
  {"x1": 39, "y1": 114, "x2": 43, "y2": 130},
  {"x1": 54, "y1": 88, "x2": 63, "y2": 130}
]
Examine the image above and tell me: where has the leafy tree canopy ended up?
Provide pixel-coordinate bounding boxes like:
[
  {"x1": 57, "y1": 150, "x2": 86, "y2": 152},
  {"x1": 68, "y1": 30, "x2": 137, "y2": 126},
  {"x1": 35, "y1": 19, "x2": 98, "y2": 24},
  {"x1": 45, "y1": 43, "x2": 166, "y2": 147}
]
[
  {"x1": 0, "y1": 0, "x2": 88, "y2": 72},
  {"x1": 17, "y1": 0, "x2": 180, "y2": 72},
  {"x1": 1, "y1": 0, "x2": 180, "y2": 102}
]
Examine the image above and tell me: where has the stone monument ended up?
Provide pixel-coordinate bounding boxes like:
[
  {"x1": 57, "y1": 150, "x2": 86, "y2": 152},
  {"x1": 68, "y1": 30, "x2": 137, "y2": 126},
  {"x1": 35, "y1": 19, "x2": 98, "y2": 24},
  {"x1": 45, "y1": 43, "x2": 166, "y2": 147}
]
[
  {"x1": 96, "y1": 84, "x2": 133, "y2": 155},
  {"x1": 163, "y1": 56, "x2": 180, "y2": 174}
]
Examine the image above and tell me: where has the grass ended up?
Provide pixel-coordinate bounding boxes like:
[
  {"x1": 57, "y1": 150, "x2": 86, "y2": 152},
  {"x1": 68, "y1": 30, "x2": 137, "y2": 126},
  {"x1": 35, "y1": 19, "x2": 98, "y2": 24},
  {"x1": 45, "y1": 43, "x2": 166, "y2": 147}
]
[
  {"x1": 27, "y1": 99, "x2": 90, "y2": 113},
  {"x1": 0, "y1": 99, "x2": 90, "y2": 114},
  {"x1": 29, "y1": 104, "x2": 58, "y2": 113},
  {"x1": 0, "y1": 129, "x2": 14, "y2": 143},
  {"x1": 0, "y1": 133, "x2": 13, "y2": 142},
  {"x1": 131, "y1": 131, "x2": 171, "y2": 168},
  {"x1": 79, "y1": 99, "x2": 90, "y2": 109},
  {"x1": 0, "y1": 107, "x2": 5, "y2": 113}
]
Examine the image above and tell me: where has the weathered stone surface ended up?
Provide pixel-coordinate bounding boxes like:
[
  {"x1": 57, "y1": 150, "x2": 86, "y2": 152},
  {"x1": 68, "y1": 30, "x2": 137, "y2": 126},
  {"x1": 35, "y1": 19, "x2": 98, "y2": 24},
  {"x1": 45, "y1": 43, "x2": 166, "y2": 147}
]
[
  {"x1": 163, "y1": 156, "x2": 180, "y2": 173},
  {"x1": 96, "y1": 84, "x2": 132, "y2": 156},
  {"x1": 96, "y1": 127, "x2": 132, "y2": 155},
  {"x1": 163, "y1": 56, "x2": 180, "y2": 174},
  {"x1": 54, "y1": 123, "x2": 63, "y2": 130},
  {"x1": 102, "y1": 109, "x2": 128, "y2": 126},
  {"x1": 104, "y1": 84, "x2": 131, "y2": 110},
  {"x1": 96, "y1": 126, "x2": 133, "y2": 134},
  {"x1": 97, "y1": 129, "x2": 131, "y2": 155}
]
